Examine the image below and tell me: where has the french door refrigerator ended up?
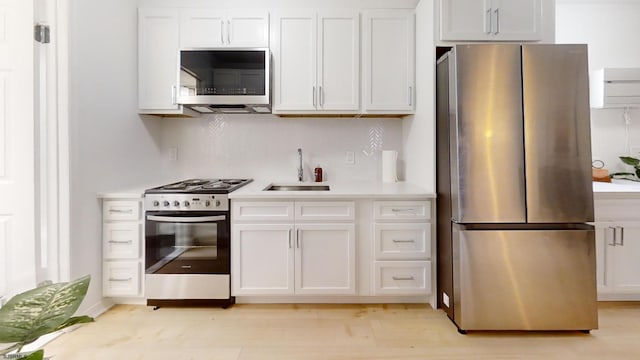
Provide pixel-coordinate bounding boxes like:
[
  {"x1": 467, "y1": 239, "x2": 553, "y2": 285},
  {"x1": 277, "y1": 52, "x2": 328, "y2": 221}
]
[{"x1": 436, "y1": 44, "x2": 598, "y2": 332}]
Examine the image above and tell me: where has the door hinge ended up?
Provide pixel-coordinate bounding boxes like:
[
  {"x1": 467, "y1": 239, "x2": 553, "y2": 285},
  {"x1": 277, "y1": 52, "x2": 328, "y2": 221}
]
[{"x1": 34, "y1": 23, "x2": 50, "y2": 44}]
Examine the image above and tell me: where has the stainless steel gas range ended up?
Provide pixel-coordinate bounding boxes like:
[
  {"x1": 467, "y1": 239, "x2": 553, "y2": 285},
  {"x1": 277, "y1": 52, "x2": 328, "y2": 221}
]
[{"x1": 143, "y1": 178, "x2": 252, "y2": 309}]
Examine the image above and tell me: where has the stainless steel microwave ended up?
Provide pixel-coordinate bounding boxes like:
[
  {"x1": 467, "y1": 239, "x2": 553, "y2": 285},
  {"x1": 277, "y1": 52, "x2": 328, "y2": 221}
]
[{"x1": 176, "y1": 48, "x2": 271, "y2": 114}]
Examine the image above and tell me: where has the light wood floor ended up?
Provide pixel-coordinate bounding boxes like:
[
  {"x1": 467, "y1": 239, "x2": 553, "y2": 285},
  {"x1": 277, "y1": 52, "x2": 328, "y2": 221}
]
[{"x1": 43, "y1": 302, "x2": 640, "y2": 359}]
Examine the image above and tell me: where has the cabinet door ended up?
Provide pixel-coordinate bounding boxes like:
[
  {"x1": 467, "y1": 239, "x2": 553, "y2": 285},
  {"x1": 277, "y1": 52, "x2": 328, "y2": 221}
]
[
  {"x1": 295, "y1": 224, "x2": 356, "y2": 295},
  {"x1": 492, "y1": 0, "x2": 542, "y2": 41},
  {"x1": 138, "y1": 8, "x2": 180, "y2": 111},
  {"x1": 317, "y1": 11, "x2": 359, "y2": 111},
  {"x1": 271, "y1": 11, "x2": 317, "y2": 112},
  {"x1": 440, "y1": 0, "x2": 490, "y2": 41},
  {"x1": 362, "y1": 10, "x2": 415, "y2": 113},
  {"x1": 232, "y1": 224, "x2": 294, "y2": 295},
  {"x1": 180, "y1": 9, "x2": 225, "y2": 48},
  {"x1": 610, "y1": 223, "x2": 640, "y2": 293},
  {"x1": 440, "y1": 0, "x2": 542, "y2": 41},
  {"x1": 228, "y1": 10, "x2": 269, "y2": 47}
]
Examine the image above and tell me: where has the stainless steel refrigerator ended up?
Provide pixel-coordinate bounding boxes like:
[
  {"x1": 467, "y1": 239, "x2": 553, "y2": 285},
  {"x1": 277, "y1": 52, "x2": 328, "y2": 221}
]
[{"x1": 436, "y1": 44, "x2": 598, "y2": 332}]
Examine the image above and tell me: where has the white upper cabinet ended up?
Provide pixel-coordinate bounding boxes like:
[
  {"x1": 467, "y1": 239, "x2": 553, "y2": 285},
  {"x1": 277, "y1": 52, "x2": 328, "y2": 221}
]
[
  {"x1": 362, "y1": 10, "x2": 415, "y2": 114},
  {"x1": 272, "y1": 10, "x2": 360, "y2": 114},
  {"x1": 180, "y1": 9, "x2": 269, "y2": 48},
  {"x1": 440, "y1": 0, "x2": 543, "y2": 41},
  {"x1": 138, "y1": 8, "x2": 184, "y2": 114}
]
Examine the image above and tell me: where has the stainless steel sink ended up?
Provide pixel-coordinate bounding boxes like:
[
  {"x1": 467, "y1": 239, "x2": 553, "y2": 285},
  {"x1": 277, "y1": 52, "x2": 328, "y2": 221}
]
[{"x1": 264, "y1": 184, "x2": 330, "y2": 191}]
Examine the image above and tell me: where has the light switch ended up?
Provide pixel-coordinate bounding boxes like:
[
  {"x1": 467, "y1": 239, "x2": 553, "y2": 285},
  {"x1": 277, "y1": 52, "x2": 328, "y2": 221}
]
[{"x1": 345, "y1": 151, "x2": 355, "y2": 165}]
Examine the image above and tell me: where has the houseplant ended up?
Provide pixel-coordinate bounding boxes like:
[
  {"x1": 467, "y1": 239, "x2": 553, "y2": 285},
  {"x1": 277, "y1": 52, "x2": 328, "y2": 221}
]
[
  {"x1": 610, "y1": 156, "x2": 640, "y2": 182},
  {"x1": 0, "y1": 275, "x2": 94, "y2": 360}
]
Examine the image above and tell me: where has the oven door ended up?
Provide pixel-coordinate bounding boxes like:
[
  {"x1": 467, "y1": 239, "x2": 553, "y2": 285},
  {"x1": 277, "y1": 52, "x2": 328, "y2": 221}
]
[{"x1": 145, "y1": 211, "x2": 230, "y2": 275}]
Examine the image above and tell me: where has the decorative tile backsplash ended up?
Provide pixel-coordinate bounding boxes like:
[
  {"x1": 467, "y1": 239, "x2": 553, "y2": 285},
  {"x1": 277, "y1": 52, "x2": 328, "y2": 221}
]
[{"x1": 159, "y1": 114, "x2": 404, "y2": 183}]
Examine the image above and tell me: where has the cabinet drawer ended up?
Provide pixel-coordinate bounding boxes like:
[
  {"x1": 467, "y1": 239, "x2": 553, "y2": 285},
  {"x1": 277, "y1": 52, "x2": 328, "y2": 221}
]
[
  {"x1": 373, "y1": 261, "x2": 431, "y2": 295},
  {"x1": 103, "y1": 261, "x2": 141, "y2": 297},
  {"x1": 295, "y1": 201, "x2": 355, "y2": 221},
  {"x1": 103, "y1": 200, "x2": 141, "y2": 221},
  {"x1": 374, "y1": 224, "x2": 430, "y2": 260},
  {"x1": 232, "y1": 201, "x2": 295, "y2": 222},
  {"x1": 374, "y1": 201, "x2": 430, "y2": 221},
  {"x1": 103, "y1": 222, "x2": 141, "y2": 259}
]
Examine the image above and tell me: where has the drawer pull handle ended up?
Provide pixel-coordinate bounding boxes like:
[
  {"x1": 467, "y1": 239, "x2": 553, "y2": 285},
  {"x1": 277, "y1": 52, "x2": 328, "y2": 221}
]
[
  {"x1": 181, "y1": 265, "x2": 192, "y2": 269},
  {"x1": 391, "y1": 208, "x2": 417, "y2": 213},
  {"x1": 109, "y1": 209, "x2": 133, "y2": 214},
  {"x1": 109, "y1": 277, "x2": 132, "y2": 282},
  {"x1": 108, "y1": 240, "x2": 133, "y2": 244},
  {"x1": 392, "y1": 276, "x2": 414, "y2": 281},
  {"x1": 392, "y1": 239, "x2": 415, "y2": 243}
]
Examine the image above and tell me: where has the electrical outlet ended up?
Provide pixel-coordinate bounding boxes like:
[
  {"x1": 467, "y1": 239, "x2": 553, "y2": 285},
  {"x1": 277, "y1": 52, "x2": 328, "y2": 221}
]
[
  {"x1": 345, "y1": 151, "x2": 355, "y2": 165},
  {"x1": 168, "y1": 147, "x2": 178, "y2": 161}
]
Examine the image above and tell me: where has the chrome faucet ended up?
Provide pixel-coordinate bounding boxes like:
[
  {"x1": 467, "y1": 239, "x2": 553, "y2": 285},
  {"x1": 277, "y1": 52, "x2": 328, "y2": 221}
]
[{"x1": 297, "y1": 148, "x2": 303, "y2": 182}]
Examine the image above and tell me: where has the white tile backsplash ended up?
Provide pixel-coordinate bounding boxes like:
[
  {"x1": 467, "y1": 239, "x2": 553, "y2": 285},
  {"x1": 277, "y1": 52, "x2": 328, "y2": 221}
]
[{"x1": 159, "y1": 114, "x2": 404, "y2": 183}]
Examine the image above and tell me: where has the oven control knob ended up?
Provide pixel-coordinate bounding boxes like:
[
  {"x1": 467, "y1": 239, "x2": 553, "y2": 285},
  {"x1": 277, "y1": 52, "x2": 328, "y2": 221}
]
[
  {"x1": 205, "y1": 200, "x2": 211, "y2": 207},
  {"x1": 215, "y1": 200, "x2": 221, "y2": 207},
  {"x1": 153, "y1": 201, "x2": 159, "y2": 207},
  {"x1": 183, "y1": 201, "x2": 190, "y2": 207},
  {"x1": 173, "y1": 201, "x2": 180, "y2": 207},
  {"x1": 163, "y1": 201, "x2": 170, "y2": 207}
]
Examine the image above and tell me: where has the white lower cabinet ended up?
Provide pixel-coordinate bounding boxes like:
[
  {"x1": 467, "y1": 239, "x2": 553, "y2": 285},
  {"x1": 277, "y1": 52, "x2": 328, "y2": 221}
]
[
  {"x1": 595, "y1": 221, "x2": 640, "y2": 298},
  {"x1": 232, "y1": 201, "x2": 356, "y2": 296},
  {"x1": 372, "y1": 200, "x2": 432, "y2": 296},
  {"x1": 295, "y1": 223, "x2": 355, "y2": 295},
  {"x1": 102, "y1": 198, "x2": 144, "y2": 298}
]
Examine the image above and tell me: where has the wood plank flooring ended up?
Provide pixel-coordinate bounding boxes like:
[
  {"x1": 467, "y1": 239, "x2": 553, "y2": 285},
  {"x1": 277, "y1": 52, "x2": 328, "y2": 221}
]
[{"x1": 42, "y1": 302, "x2": 640, "y2": 359}]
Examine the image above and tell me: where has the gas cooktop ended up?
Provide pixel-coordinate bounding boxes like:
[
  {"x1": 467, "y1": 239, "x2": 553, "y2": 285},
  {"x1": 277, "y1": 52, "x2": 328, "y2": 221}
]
[{"x1": 145, "y1": 178, "x2": 253, "y2": 194}]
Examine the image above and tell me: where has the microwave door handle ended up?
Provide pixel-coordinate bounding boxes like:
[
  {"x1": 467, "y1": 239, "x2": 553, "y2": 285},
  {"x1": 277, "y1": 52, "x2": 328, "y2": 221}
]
[
  {"x1": 227, "y1": 20, "x2": 231, "y2": 44},
  {"x1": 221, "y1": 22, "x2": 224, "y2": 44},
  {"x1": 146, "y1": 215, "x2": 226, "y2": 223}
]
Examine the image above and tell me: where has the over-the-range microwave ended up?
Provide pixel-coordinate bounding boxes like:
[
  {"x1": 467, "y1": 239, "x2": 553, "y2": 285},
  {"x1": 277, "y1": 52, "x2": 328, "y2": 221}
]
[{"x1": 176, "y1": 48, "x2": 271, "y2": 114}]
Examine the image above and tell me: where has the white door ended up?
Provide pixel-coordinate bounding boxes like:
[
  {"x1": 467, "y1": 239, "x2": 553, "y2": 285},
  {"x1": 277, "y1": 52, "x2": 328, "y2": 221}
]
[
  {"x1": 232, "y1": 224, "x2": 294, "y2": 295},
  {"x1": 492, "y1": 0, "x2": 542, "y2": 41},
  {"x1": 362, "y1": 10, "x2": 415, "y2": 113},
  {"x1": 317, "y1": 11, "x2": 359, "y2": 112},
  {"x1": 0, "y1": 0, "x2": 36, "y2": 297},
  {"x1": 271, "y1": 10, "x2": 316, "y2": 112},
  {"x1": 138, "y1": 8, "x2": 180, "y2": 111},
  {"x1": 295, "y1": 224, "x2": 356, "y2": 295},
  {"x1": 610, "y1": 223, "x2": 640, "y2": 293},
  {"x1": 440, "y1": 0, "x2": 489, "y2": 40},
  {"x1": 227, "y1": 10, "x2": 269, "y2": 47},
  {"x1": 180, "y1": 9, "x2": 225, "y2": 48}
]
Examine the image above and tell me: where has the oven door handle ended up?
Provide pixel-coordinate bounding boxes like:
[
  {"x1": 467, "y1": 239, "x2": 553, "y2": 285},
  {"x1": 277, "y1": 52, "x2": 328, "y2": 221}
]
[{"x1": 146, "y1": 215, "x2": 226, "y2": 223}]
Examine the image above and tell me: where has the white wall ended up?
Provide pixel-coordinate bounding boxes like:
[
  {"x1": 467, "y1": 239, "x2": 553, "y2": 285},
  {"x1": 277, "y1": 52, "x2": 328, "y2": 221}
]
[
  {"x1": 159, "y1": 115, "x2": 404, "y2": 183},
  {"x1": 68, "y1": 0, "x2": 164, "y2": 314},
  {"x1": 403, "y1": 0, "x2": 436, "y2": 192},
  {"x1": 556, "y1": 0, "x2": 640, "y2": 173}
]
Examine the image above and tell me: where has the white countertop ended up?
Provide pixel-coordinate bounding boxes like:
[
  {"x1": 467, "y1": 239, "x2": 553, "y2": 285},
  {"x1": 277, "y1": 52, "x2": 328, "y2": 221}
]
[
  {"x1": 593, "y1": 179, "x2": 640, "y2": 198},
  {"x1": 229, "y1": 180, "x2": 435, "y2": 199}
]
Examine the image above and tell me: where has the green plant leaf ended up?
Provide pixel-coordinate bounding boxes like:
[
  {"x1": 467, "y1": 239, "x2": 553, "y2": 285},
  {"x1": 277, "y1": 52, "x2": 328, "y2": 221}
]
[
  {"x1": 19, "y1": 350, "x2": 44, "y2": 360},
  {"x1": 619, "y1": 156, "x2": 640, "y2": 167},
  {"x1": 53, "y1": 316, "x2": 94, "y2": 333},
  {"x1": 0, "y1": 276, "x2": 93, "y2": 346}
]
